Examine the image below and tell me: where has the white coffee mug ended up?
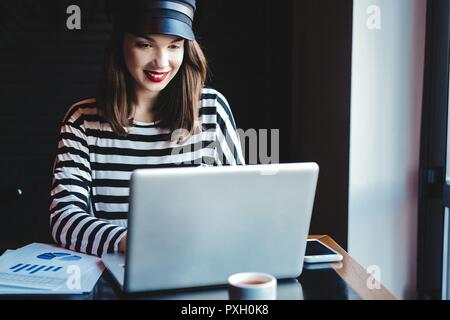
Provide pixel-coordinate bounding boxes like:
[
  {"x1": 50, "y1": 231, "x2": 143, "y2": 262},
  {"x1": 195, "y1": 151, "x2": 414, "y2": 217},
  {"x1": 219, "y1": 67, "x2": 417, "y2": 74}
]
[{"x1": 228, "y1": 272, "x2": 277, "y2": 300}]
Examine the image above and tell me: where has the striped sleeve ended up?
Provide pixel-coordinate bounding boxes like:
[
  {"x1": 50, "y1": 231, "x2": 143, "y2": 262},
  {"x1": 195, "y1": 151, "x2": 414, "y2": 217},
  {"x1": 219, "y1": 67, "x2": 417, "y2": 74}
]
[
  {"x1": 214, "y1": 92, "x2": 246, "y2": 165},
  {"x1": 49, "y1": 107, "x2": 127, "y2": 257}
]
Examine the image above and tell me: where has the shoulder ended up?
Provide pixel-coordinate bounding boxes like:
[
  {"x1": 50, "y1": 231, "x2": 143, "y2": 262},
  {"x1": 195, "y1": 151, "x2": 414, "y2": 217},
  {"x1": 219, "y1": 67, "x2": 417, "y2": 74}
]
[
  {"x1": 200, "y1": 87, "x2": 235, "y2": 122},
  {"x1": 62, "y1": 98, "x2": 103, "y2": 128}
]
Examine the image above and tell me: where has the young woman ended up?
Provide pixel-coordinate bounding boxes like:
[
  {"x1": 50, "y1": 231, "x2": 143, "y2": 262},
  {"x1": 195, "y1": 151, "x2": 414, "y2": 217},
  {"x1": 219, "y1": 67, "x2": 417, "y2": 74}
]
[{"x1": 49, "y1": 0, "x2": 245, "y2": 257}]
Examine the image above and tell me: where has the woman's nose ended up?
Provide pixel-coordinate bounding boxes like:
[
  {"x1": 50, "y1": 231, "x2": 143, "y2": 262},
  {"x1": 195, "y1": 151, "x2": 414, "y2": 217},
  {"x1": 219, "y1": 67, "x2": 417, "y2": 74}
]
[{"x1": 151, "y1": 49, "x2": 170, "y2": 68}]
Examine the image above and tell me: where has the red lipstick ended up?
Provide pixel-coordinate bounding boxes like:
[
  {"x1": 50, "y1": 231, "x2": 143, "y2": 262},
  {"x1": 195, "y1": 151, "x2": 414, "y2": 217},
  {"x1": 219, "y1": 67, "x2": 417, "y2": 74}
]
[{"x1": 144, "y1": 70, "x2": 170, "y2": 83}]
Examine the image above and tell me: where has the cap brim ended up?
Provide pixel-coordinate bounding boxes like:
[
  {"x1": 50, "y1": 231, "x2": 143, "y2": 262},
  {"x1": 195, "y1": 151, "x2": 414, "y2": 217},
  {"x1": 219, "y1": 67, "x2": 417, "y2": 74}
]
[{"x1": 128, "y1": 17, "x2": 195, "y2": 41}]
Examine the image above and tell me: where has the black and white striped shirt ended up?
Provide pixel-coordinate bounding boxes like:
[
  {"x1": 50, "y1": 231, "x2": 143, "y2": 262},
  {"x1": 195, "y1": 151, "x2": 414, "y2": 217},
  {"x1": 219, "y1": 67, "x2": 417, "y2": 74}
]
[{"x1": 50, "y1": 87, "x2": 245, "y2": 257}]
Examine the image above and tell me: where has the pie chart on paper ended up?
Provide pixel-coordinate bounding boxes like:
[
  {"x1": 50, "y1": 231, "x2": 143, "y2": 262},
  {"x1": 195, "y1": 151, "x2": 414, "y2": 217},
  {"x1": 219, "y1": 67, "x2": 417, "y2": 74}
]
[{"x1": 37, "y1": 252, "x2": 82, "y2": 261}]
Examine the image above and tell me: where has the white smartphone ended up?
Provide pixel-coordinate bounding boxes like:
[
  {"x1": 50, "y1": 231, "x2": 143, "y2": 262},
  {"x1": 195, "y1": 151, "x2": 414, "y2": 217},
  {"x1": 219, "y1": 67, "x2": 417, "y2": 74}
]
[{"x1": 304, "y1": 239, "x2": 343, "y2": 263}]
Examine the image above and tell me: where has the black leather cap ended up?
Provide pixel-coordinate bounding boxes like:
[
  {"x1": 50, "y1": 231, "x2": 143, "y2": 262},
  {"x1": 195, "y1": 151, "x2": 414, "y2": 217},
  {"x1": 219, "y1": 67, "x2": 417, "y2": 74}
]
[{"x1": 112, "y1": 0, "x2": 196, "y2": 40}]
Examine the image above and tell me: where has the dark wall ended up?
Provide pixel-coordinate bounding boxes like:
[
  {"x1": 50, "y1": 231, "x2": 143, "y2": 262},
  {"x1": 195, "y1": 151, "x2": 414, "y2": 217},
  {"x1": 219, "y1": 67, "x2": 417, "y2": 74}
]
[
  {"x1": 0, "y1": 0, "x2": 352, "y2": 249},
  {"x1": 291, "y1": 0, "x2": 353, "y2": 249},
  {"x1": 194, "y1": 0, "x2": 293, "y2": 163},
  {"x1": 0, "y1": 0, "x2": 110, "y2": 244}
]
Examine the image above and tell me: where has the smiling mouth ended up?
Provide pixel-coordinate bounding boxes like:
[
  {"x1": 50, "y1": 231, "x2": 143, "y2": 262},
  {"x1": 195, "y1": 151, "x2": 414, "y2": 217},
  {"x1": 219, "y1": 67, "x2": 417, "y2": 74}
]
[{"x1": 144, "y1": 70, "x2": 170, "y2": 83}]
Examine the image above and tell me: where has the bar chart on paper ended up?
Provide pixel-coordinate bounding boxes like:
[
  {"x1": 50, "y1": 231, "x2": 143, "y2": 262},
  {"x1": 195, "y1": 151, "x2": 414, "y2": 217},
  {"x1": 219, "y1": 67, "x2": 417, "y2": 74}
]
[
  {"x1": 9, "y1": 263, "x2": 64, "y2": 275},
  {"x1": 7, "y1": 252, "x2": 82, "y2": 275},
  {"x1": 0, "y1": 248, "x2": 86, "y2": 291},
  {"x1": 0, "y1": 243, "x2": 105, "y2": 294}
]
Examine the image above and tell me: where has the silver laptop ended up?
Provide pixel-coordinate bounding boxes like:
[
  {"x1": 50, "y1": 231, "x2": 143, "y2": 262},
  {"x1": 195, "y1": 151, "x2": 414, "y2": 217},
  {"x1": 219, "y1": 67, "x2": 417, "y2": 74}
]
[{"x1": 102, "y1": 162, "x2": 319, "y2": 293}]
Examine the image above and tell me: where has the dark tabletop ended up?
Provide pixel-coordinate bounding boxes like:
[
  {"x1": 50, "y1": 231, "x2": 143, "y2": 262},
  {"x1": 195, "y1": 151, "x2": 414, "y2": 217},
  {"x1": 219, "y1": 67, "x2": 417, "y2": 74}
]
[{"x1": 0, "y1": 259, "x2": 361, "y2": 300}]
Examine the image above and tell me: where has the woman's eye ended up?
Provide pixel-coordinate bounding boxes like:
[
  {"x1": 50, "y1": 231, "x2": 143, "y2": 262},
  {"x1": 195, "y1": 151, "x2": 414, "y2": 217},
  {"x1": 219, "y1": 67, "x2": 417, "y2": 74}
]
[
  {"x1": 169, "y1": 44, "x2": 182, "y2": 49},
  {"x1": 137, "y1": 42, "x2": 152, "y2": 48}
]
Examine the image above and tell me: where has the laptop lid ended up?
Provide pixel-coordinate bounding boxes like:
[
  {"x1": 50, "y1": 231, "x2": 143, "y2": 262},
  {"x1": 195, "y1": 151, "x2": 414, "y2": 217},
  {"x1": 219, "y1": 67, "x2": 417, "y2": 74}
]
[{"x1": 124, "y1": 163, "x2": 319, "y2": 293}]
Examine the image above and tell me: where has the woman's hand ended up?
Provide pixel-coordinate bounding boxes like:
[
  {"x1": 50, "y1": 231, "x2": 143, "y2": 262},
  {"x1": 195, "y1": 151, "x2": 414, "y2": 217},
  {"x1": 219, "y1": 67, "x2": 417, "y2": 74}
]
[{"x1": 119, "y1": 233, "x2": 127, "y2": 254}]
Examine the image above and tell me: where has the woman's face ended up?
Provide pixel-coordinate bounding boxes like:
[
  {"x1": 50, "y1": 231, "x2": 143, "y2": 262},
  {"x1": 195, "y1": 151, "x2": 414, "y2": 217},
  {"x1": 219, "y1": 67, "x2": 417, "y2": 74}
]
[{"x1": 123, "y1": 33, "x2": 185, "y2": 96}]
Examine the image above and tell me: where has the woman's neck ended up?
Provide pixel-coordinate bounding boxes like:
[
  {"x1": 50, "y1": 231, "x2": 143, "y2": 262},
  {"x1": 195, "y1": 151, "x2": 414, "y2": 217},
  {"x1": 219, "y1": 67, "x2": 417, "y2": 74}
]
[{"x1": 133, "y1": 89, "x2": 159, "y2": 123}]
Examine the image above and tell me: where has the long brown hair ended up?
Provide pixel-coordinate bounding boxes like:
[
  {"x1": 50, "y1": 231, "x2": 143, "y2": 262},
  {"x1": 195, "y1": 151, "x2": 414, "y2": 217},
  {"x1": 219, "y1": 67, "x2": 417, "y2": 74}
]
[{"x1": 96, "y1": 30, "x2": 208, "y2": 140}]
